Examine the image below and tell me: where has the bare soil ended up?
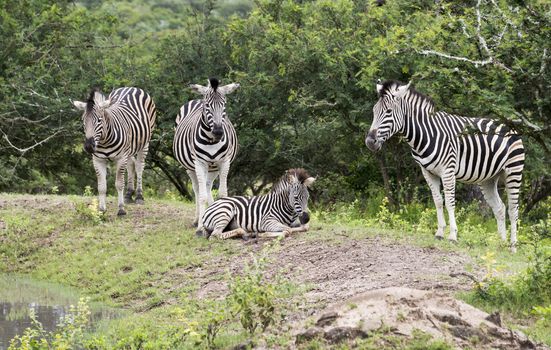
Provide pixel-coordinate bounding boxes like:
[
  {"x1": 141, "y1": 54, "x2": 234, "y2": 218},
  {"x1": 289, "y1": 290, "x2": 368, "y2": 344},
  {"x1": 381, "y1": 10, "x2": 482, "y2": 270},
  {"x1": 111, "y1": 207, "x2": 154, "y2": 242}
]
[{"x1": 165, "y1": 228, "x2": 477, "y2": 316}]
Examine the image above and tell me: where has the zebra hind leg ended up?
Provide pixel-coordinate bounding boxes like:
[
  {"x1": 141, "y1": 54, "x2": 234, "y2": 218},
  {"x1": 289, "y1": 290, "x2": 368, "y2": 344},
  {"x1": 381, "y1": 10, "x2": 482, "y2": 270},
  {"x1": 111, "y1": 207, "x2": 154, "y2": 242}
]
[
  {"x1": 134, "y1": 148, "x2": 147, "y2": 204},
  {"x1": 505, "y1": 168, "x2": 523, "y2": 253},
  {"x1": 115, "y1": 158, "x2": 128, "y2": 216},
  {"x1": 479, "y1": 179, "x2": 507, "y2": 242}
]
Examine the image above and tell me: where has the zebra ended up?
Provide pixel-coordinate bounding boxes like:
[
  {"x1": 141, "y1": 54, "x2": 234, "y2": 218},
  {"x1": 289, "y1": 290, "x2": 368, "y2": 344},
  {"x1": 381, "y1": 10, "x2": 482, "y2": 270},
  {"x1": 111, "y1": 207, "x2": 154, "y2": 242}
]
[
  {"x1": 198, "y1": 168, "x2": 315, "y2": 240},
  {"x1": 173, "y1": 77, "x2": 240, "y2": 230},
  {"x1": 73, "y1": 87, "x2": 156, "y2": 215},
  {"x1": 365, "y1": 80, "x2": 524, "y2": 251}
]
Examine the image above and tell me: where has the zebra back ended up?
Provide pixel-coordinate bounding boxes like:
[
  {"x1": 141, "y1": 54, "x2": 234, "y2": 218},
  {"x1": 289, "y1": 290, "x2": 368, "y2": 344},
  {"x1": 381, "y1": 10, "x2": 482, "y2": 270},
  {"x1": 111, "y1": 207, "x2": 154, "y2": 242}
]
[{"x1": 94, "y1": 87, "x2": 156, "y2": 159}]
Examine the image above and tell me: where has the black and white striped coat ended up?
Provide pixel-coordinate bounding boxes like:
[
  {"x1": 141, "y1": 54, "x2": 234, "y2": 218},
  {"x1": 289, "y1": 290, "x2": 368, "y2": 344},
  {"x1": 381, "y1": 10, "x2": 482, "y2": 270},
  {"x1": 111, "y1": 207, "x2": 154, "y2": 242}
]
[
  {"x1": 366, "y1": 80, "x2": 524, "y2": 251},
  {"x1": 199, "y1": 168, "x2": 315, "y2": 240},
  {"x1": 73, "y1": 87, "x2": 156, "y2": 215},
  {"x1": 173, "y1": 78, "x2": 239, "y2": 229}
]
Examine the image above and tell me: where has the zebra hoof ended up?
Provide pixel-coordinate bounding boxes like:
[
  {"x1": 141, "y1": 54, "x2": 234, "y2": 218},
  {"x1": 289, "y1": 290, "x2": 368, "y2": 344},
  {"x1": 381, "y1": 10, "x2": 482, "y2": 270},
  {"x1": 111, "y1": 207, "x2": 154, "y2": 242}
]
[
  {"x1": 117, "y1": 209, "x2": 127, "y2": 216},
  {"x1": 124, "y1": 196, "x2": 134, "y2": 204},
  {"x1": 435, "y1": 236, "x2": 444, "y2": 240},
  {"x1": 448, "y1": 238, "x2": 458, "y2": 244},
  {"x1": 195, "y1": 228, "x2": 210, "y2": 239},
  {"x1": 135, "y1": 195, "x2": 144, "y2": 205}
]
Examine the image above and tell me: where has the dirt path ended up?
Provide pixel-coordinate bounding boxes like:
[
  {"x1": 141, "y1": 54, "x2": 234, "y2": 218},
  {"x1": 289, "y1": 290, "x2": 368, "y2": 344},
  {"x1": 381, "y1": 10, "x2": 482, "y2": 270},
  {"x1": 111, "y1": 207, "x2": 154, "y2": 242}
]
[{"x1": 167, "y1": 232, "x2": 477, "y2": 316}]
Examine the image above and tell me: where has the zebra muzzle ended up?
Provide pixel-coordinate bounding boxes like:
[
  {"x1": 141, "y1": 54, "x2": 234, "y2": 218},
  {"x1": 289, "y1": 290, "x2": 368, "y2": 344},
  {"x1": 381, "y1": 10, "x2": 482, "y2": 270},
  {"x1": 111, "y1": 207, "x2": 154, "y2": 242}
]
[
  {"x1": 84, "y1": 137, "x2": 96, "y2": 154},
  {"x1": 365, "y1": 134, "x2": 381, "y2": 152},
  {"x1": 212, "y1": 126, "x2": 223, "y2": 141},
  {"x1": 300, "y1": 211, "x2": 310, "y2": 225}
]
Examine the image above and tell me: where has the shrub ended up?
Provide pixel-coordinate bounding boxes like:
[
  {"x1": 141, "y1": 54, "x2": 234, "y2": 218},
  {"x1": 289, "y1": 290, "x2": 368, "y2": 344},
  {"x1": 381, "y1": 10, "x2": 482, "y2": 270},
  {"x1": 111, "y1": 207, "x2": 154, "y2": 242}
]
[{"x1": 8, "y1": 297, "x2": 91, "y2": 350}]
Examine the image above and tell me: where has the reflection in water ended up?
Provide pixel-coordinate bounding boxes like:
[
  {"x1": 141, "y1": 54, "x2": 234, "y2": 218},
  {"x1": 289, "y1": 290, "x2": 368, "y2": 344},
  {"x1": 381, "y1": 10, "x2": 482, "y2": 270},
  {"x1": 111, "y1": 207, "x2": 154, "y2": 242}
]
[{"x1": 0, "y1": 276, "x2": 122, "y2": 350}]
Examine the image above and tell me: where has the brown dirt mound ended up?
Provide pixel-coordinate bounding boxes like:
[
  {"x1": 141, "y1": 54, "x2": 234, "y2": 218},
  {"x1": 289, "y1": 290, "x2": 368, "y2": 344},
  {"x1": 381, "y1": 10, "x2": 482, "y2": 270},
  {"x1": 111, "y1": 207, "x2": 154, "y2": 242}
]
[{"x1": 295, "y1": 287, "x2": 549, "y2": 349}]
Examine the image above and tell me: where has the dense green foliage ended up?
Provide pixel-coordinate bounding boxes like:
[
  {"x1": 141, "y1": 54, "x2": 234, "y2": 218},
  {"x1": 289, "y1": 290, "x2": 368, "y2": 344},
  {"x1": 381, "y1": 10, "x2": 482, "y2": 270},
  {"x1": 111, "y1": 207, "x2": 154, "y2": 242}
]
[{"x1": 1, "y1": 0, "x2": 549, "y2": 216}]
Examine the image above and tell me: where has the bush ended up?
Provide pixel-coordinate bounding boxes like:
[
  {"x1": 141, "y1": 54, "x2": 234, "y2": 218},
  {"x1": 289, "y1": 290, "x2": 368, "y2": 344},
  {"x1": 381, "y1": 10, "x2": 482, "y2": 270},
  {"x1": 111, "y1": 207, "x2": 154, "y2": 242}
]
[{"x1": 8, "y1": 297, "x2": 91, "y2": 350}]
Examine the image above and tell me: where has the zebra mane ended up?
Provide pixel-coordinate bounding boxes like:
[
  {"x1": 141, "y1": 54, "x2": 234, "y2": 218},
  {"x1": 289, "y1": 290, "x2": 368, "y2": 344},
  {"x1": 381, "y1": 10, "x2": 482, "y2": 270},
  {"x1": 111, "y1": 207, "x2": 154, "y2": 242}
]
[
  {"x1": 209, "y1": 77, "x2": 219, "y2": 91},
  {"x1": 86, "y1": 87, "x2": 103, "y2": 112},
  {"x1": 271, "y1": 168, "x2": 311, "y2": 194},
  {"x1": 380, "y1": 80, "x2": 435, "y2": 112}
]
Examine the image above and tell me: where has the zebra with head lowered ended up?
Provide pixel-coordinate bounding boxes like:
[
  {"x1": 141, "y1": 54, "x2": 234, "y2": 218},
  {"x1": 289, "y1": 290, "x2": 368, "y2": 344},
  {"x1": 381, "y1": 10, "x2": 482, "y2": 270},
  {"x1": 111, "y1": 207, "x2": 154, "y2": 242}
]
[
  {"x1": 73, "y1": 87, "x2": 156, "y2": 215},
  {"x1": 198, "y1": 168, "x2": 315, "y2": 240},
  {"x1": 173, "y1": 78, "x2": 240, "y2": 230},
  {"x1": 365, "y1": 80, "x2": 524, "y2": 251}
]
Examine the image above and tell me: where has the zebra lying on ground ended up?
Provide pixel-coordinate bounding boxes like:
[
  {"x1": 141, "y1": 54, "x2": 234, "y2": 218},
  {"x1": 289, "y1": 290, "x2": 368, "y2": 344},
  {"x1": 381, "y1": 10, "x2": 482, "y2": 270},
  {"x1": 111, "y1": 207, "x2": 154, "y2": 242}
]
[
  {"x1": 73, "y1": 87, "x2": 156, "y2": 215},
  {"x1": 365, "y1": 80, "x2": 524, "y2": 251},
  {"x1": 197, "y1": 168, "x2": 315, "y2": 240},
  {"x1": 173, "y1": 78, "x2": 240, "y2": 228}
]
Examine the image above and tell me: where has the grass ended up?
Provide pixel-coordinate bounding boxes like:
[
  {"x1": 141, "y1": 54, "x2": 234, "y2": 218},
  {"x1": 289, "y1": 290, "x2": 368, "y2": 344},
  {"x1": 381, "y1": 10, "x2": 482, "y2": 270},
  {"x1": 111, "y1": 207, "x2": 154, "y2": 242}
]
[{"x1": 0, "y1": 193, "x2": 548, "y2": 348}]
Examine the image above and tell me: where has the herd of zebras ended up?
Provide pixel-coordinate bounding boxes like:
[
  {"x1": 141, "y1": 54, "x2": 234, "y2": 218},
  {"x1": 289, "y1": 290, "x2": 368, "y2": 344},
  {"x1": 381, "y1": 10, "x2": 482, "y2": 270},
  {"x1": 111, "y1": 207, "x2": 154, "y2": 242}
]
[{"x1": 72, "y1": 78, "x2": 524, "y2": 251}]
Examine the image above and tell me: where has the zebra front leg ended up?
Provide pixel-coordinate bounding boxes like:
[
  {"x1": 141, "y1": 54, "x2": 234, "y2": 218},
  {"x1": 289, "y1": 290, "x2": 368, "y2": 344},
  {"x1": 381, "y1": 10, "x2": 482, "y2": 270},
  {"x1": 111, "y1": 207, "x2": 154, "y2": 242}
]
[
  {"x1": 421, "y1": 168, "x2": 446, "y2": 239},
  {"x1": 187, "y1": 170, "x2": 200, "y2": 227},
  {"x1": 125, "y1": 157, "x2": 136, "y2": 204},
  {"x1": 256, "y1": 219, "x2": 292, "y2": 239},
  {"x1": 207, "y1": 171, "x2": 218, "y2": 205},
  {"x1": 480, "y1": 179, "x2": 507, "y2": 241},
  {"x1": 194, "y1": 161, "x2": 209, "y2": 228},
  {"x1": 93, "y1": 157, "x2": 108, "y2": 213},
  {"x1": 217, "y1": 160, "x2": 231, "y2": 198},
  {"x1": 442, "y1": 172, "x2": 458, "y2": 242},
  {"x1": 210, "y1": 228, "x2": 247, "y2": 240},
  {"x1": 115, "y1": 158, "x2": 128, "y2": 216},
  {"x1": 134, "y1": 146, "x2": 148, "y2": 204}
]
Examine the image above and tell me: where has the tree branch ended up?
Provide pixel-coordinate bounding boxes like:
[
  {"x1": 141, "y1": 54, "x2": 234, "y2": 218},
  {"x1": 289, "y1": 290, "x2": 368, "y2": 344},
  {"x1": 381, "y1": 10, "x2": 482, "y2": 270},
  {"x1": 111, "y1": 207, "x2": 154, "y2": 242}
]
[{"x1": 1, "y1": 128, "x2": 64, "y2": 154}]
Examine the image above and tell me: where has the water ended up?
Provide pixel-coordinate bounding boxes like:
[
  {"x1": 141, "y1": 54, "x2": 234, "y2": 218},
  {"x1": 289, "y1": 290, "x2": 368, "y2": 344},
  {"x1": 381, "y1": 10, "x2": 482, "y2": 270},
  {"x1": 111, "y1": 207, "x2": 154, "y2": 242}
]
[{"x1": 0, "y1": 275, "x2": 122, "y2": 349}]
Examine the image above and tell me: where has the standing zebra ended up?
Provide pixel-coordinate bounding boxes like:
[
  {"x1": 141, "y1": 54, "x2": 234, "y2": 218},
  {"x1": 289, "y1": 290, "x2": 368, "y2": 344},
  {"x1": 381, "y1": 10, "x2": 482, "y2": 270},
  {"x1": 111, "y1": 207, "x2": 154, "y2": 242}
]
[
  {"x1": 198, "y1": 168, "x2": 315, "y2": 240},
  {"x1": 73, "y1": 87, "x2": 156, "y2": 215},
  {"x1": 173, "y1": 78, "x2": 240, "y2": 229},
  {"x1": 365, "y1": 80, "x2": 524, "y2": 251}
]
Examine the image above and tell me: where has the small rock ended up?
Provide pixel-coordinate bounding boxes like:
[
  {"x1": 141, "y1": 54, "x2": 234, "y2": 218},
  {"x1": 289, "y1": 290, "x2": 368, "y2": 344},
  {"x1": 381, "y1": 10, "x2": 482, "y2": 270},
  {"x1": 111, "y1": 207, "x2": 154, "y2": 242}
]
[
  {"x1": 450, "y1": 325, "x2": 488, "y2": 343},
  {"x1": 485, "y1": 311, "x2": 502, "y2": 327},
  {"x1": 316, "y1": 312, "x2": 339, "y2": 327},
  {"x1": 324, "y1": 326, "x2": 368, "y2": 343},
  {"x1": 296, "y1": 328, "x2": 323, "y2": 344},
  {"x1": 231, "y1": 340, "x2": 255, "y2": 350},
  {"x1": 432, "y1": 310, "x2": 471, "y2": 326}
]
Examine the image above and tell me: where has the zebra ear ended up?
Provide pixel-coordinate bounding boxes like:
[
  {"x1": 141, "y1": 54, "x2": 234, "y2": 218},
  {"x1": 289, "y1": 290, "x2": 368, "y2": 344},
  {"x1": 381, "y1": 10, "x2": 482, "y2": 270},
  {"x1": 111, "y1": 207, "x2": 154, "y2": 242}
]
[
  {"x1": 73, "y1": 100, "x2": 87, "y2": 111},
  {"x1": 376, "y1": 79, "x2": 383, "y2": 94},
  {"x1": 303, "y1": 177, "x2": 316, "y2": 187},
  {"x1": 189, "y1": 84, "x2": 209, "y2": 95},
  {"x1": 97, "y1": 99, "x2": 111, "y2": 109},
  {"x1": 218, "y1": 83, "x2": 240, "y2": 95},
  {"x1": 395, "y1": 81, "x2": 411, "y2": 99}
]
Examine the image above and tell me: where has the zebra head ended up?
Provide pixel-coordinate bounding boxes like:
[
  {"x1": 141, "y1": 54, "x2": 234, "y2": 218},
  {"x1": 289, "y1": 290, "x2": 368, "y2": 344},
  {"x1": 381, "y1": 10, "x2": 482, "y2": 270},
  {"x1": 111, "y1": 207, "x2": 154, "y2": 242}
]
[
  {"x1": 189, "y1": 78, "x2": 240, "y2": 142},
  {"x1": 284, "y1": 168, "x2": 316, "y2": 224},
  {"x1": 365, "y1": 80, "x2": 410, "y2": 152},
  {"x1": 73, "y1": 89, "x2": 110, "y2": 154}
]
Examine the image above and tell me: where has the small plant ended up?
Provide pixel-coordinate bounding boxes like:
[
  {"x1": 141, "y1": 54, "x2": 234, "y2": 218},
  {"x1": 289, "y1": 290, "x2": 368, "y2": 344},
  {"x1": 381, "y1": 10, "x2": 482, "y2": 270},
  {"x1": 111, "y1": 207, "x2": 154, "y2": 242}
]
[
  {"x1": 74, "y1": 197, "x2": 104, "y2": 224},
  {"x1": 228, "y1": 256, "x2": 278, "y2": 334},
  {"x1": 8, "y1": 297, "x2": 92, "y2": 350},
  {"x1": 83, "y1": 185, "x2": 94, "y2": 197}
]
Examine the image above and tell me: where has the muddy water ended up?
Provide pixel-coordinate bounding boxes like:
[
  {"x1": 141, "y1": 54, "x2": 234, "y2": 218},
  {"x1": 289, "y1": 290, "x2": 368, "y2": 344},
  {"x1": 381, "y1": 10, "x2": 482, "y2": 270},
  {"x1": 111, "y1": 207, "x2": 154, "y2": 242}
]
[{"x1": 0, "y1": 275, "x2": 121, "y2": 349}]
